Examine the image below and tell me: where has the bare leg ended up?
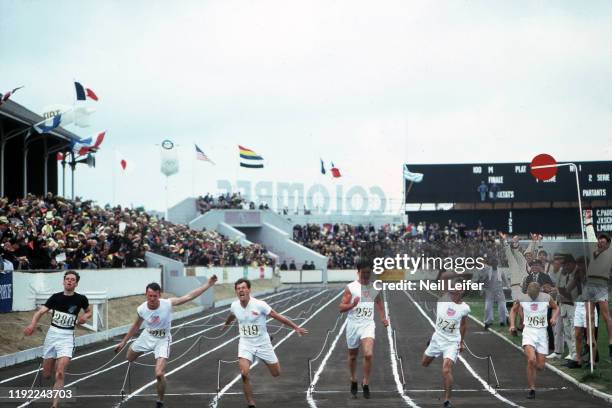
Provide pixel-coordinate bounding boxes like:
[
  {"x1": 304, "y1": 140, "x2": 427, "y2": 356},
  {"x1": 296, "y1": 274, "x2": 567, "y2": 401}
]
[
  {"x1": 536, "y1": 353, "x2": 546, "y2": 371},
  {"x1": 587, "y1": 303, "x2": 598, "y2": 359},
  {"x1": 126, "y1": 347, "x2": 143, "y2": 363},
  {"x1": 421, "y1": 354, "x2": 434, "y2": 367},
  {"x1": 575, "y1": 327, "x2": 583, "y2": 363},
  {"x1": 524, "y1": 346, "x2": 537, "y2": 390},
  {"x1": 42, "y1": 358, "x2": 55, "y2": 381},
  {"x1": 597, "y1": 301, "x2": 612, "y2": 344},
  {"x1": 442, "y1": 358, "x2": 454, "y2": 403},
  {"x1": 154, "y1": 358, "x2": 167, "y2": 402},
  {"x1": 348, "y1": 348, "x2": 359, "y2": 383},
  {"x1": 266, "y1": 362, "x2": 281, "y2": 377},
  {"x1": 361, "y1": 338, "x2": 374, "y2": 385},
  {"x1": 52, "y1": 357, "x2": 70, "y2": 408},
  {"x1": 239, "y1": 358, "x2": 255, "y2": 406}
]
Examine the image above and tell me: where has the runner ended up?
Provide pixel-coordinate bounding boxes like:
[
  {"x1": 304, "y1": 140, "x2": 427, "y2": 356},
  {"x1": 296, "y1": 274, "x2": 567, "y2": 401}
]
[
  {"x1": 114, "y1": 275, "x2": 217, "y2": 408},
  {"x1": 509, "y1": 282, "x2": 559, "y2": 399},
  {"x1": 339, "y1": 258, "x2": 388, "y2": 399},
  {"x1": 421, "y1": 284, "x2": 470, "y2": 408},
  {"x1": 221, "y1": 278, "x2": 307, "y2": 408},
  {"x1": 499, "y1": 232, "x2": 538, "y2": 300},
  {"x1": 23, "y1": 270, "x2": 91, "y2": 408}
]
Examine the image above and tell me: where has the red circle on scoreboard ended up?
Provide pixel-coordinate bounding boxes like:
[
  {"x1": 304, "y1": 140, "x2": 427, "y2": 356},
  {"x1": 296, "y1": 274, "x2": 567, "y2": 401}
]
[{"x1": 530, "y1": 153, "x2": 557, "y2": 181}]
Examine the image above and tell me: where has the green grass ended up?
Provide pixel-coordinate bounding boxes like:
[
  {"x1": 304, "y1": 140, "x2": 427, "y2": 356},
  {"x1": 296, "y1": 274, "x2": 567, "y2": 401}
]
[{"x1": 467, "y1": 298, "x2": 612, "y2": 394}]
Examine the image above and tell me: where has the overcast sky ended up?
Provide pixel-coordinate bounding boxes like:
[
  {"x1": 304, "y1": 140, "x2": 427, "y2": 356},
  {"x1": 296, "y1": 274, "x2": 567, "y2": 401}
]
[{"x1": 1, "y1": 1, "x2": 611, "y2": 212}]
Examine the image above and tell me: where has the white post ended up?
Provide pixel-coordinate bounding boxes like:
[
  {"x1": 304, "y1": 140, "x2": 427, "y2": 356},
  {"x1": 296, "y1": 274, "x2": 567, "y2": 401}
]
[{"x1": 165, "y1": 175, "x2": 169, "y2": 221}]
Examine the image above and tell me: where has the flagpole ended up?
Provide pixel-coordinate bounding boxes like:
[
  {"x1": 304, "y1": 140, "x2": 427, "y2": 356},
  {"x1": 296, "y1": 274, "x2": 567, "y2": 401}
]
[
  {"x1": 192, "y1": 143, "x2": 195, "y2": 198},
  {"x1": 70, "y1": 151, "x2": 75, "y2": 200},
  {"x1": 61, "y1": 155, "x2": 66, "y2": 197},
  {"x1": 112, "y1": 147, "x2": 116, "y2": 205},
  {"x1": 165, "y1": 175, "x2": 169, "y2": 221}
]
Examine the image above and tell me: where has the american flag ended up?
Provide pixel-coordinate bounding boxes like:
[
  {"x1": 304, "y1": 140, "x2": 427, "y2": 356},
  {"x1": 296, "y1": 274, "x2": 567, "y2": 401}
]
[{"x1": 195, "y1": 144, "x2": 215, "y2": 164}]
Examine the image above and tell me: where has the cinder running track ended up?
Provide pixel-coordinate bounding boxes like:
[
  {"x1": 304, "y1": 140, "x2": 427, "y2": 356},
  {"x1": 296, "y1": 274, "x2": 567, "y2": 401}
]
[{"x1": 0, "y1": 287, "x2": 606, "y2": 408}]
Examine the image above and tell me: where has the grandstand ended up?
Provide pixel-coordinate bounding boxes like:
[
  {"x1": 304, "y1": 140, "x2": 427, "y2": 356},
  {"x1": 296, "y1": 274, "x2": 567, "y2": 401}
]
[{"x1": 0, "y1": 100, "x2": 84, "y2": 199}]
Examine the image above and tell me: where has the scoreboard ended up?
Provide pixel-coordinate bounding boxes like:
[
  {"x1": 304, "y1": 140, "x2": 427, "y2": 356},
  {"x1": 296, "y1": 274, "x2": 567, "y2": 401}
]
[{"x1": 404, "y1": 161, "x2": 612, "y2": 204}]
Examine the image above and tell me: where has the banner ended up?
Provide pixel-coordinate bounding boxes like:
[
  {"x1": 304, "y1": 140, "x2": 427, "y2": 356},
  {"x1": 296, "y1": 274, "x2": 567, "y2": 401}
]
[
  {"x1": 160, "y1": 139, "x2": 179, "y2": 177},
  {"x1": 0, "y1": 271, "x2": 13, "y2": 313}
]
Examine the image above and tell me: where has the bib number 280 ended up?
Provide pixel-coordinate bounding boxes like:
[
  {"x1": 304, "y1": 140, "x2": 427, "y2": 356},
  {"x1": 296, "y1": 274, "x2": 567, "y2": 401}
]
[{"x1": 52, "y1": 311, "x2": 76, "y2": 328}]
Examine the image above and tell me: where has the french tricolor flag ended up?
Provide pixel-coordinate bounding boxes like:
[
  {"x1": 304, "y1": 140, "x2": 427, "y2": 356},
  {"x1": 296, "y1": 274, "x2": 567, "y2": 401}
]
[
  {"x1": 72, "y1": 131, "x2": 105, "y2": 155},
  {"x1": 74, "y1": 81, "x2": 98, "y2": 101}
]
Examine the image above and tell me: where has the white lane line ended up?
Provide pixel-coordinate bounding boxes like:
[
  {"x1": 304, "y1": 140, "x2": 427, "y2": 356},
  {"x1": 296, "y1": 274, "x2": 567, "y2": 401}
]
[
  {"x1": 14, "y1": 290, "x2": 315, "y2": 408},
  {"x1": 117, "y1": 290, "x2": 332, "y2": 407},
  {"x1": 402, "y1": 291, "x2": 525, "y2": 408},
  {"x1": 1, "y1": 290, "x2": 293, "y2": 384},
  {"x1": 305, "y1": 317, "x2": 348, "y2": 408},
  {"x1": 213, "y1": 290, "x2": 344, "y2": 408},
  {"x1": 383, "y1": 291, "x2": 421, "y2": 407},
  {"x1": 316, "y1": 387, "x2": 565, "y2": 393}
]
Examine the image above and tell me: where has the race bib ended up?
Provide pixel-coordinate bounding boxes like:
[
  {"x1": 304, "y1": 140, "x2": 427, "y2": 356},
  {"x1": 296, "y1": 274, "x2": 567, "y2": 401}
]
[
  {"x1": 353, "y1": 305, "x2": 374, "y2": 319},
  {"x1": 436, "y1": 317, "x2": 458, "y2": 334},
  {"x1": 239, "y1": 324, "x2": 261, "y2": 338},
  {"x1": 526, "y1": 315, "x2": 547, "y2": 328},
  {"x1": 148, "y1": 329, "x2": 167, "y2": 337},
  {"x1": 52, "y1": 311, "x2": 76, "y2": 329}
]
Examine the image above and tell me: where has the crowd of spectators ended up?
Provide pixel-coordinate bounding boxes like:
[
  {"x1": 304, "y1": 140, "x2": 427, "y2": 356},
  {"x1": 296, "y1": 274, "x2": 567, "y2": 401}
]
[
  {"x1": 196, "y1": 193, "x2": 245, "y2": 214},
  {"x1": 196, "y1": 192, "x2": 272, "y2": 214},
  {"x1": 0, "y1": 193, "x2": 271, "y2": 271},
  {"x1": 292, "y1": 221, "x2": 505, "y2": 269}
]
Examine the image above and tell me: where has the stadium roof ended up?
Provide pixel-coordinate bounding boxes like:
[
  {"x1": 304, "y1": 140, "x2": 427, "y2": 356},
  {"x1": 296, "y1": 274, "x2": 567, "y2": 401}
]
[{"x1": 0, "y1": 99, "x2": 81, "y2": 142}]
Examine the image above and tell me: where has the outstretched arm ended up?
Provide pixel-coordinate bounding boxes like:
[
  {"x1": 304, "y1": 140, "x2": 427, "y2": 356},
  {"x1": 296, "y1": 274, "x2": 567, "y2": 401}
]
[
  {"x1": 269, "y1": 309, "x2": 308, "y2": 336},
  {"x1": 171, "y1": 275, "x2": 218, "y2": 307},
  {"x1": 114, "y1": 315, "x2": 144, "y2": 353},
  {"x1": 585, "y1": 211, "x2": 598, "y2": 256},
  {"x1": 23, "y1": 305, "x2": 50, "y2": 336},
  {"x1": 220, "y1": 313, "x2": 236, "y2": 332}
]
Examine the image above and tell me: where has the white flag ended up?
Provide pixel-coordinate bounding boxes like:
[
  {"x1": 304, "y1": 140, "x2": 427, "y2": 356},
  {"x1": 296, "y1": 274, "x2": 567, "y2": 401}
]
[{"x1": 403, "y1": 165, "x2": 423, "y2": 183}]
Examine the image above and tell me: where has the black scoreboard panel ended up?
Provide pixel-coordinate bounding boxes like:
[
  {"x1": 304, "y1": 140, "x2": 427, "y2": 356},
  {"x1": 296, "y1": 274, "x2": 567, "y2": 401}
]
[{"x1": 404, "y1": 161, "x2": 612, "y2": 203}]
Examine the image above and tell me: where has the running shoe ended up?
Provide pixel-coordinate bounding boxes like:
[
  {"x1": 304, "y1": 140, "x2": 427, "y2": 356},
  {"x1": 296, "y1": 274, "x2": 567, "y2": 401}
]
[
  {"x1": 565, "y1": 360, "x2": 582, "y2": 369},
  {"x1": 443, "y1": 400, "x2": 454, "y2": 408},
  {"x1": 155, "y1": 401, "x2": 164, "y2": 408},
  {"x1": 527, "y1": 389, "x2": 536, "y2": 399},
  {"x1": 362, "y1": 384, "x2": 370, "y2": 399},
  {"x1": 350, "y1": 381, "x2": 358, "y2": 397}
]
